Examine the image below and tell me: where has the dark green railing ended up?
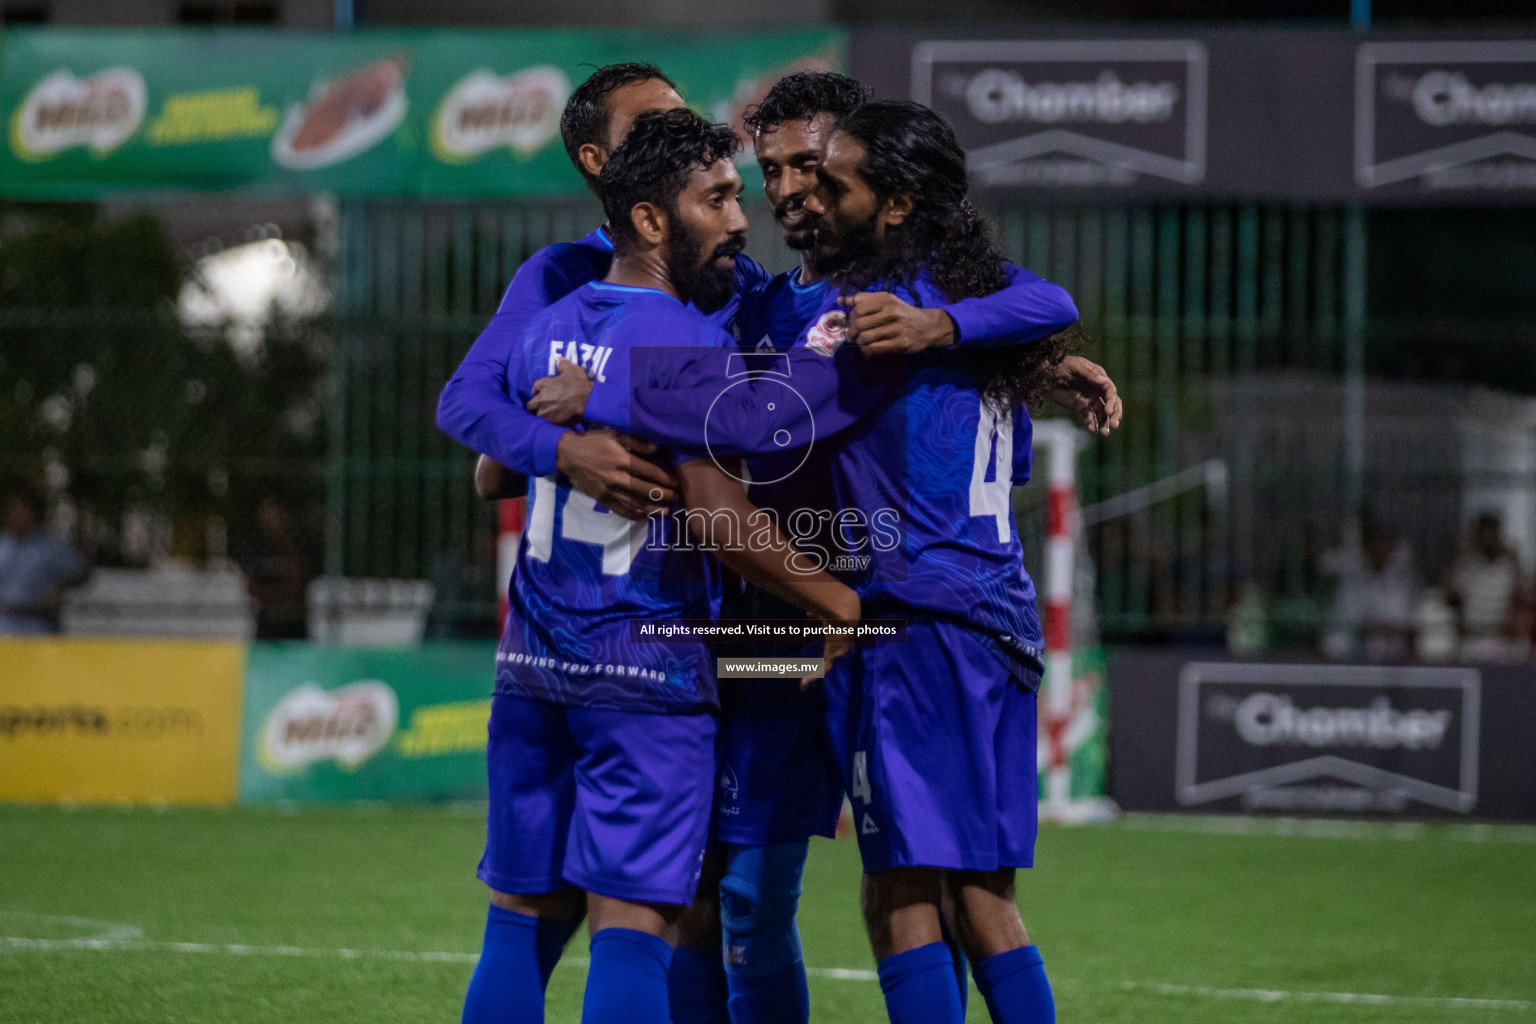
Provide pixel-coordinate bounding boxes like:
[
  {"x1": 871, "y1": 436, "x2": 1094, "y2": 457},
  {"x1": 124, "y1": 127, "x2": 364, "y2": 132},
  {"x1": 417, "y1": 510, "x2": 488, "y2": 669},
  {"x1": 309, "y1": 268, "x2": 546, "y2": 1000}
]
[{"x1": 7, "y1": 198, "x2": 1522, "y2": 643}]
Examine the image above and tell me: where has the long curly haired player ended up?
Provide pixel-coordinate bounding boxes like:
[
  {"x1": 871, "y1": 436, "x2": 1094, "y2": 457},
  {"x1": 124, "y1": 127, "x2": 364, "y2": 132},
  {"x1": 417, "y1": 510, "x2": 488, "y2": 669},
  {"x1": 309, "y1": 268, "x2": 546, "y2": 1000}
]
[{"x1": 556, "y1": 100, "x2": 1074, "y2": 1024}]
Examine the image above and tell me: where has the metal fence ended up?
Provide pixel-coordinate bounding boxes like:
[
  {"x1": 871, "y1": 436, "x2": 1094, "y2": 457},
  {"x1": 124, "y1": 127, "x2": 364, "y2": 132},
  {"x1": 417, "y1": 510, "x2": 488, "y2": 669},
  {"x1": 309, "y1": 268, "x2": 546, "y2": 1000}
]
[
  {"x1": 325, "y1": 195, "x2": 798, "y2": 634},
  {"x1": 328, "y1": 200, "x2": 587, "y2": 632},
  {"x1": 995, "y1": 204, "x2": 1363, "y2": 638},
  {"x1": 329, "y1": 198, "x2": 1372, "y2": 639},
  {"x1": 8, "y1": 198, "x2": 1529, "y2": 644}
]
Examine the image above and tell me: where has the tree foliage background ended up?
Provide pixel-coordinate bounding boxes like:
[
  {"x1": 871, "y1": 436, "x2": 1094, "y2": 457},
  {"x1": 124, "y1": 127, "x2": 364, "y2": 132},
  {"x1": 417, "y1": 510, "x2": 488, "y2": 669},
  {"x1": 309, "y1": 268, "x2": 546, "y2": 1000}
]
[{"x1": 0, "y1": 203, "x2": 329, "y2": 569}]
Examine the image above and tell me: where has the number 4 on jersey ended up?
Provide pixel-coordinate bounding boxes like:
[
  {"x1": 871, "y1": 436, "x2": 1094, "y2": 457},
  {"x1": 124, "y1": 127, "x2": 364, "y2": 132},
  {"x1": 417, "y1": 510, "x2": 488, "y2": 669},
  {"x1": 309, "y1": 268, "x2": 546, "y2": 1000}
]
[
  {"x1": 969, "y1": 398, "x2": 1013, "y2": 543},
  {"x1": 851, "y1": 751, "x2": 880, "y2": 834}
]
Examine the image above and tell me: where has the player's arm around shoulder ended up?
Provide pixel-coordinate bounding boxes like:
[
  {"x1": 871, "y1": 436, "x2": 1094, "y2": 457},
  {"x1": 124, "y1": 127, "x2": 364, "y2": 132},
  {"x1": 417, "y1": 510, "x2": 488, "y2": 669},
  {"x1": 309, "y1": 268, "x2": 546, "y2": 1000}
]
[
  {"x1": 443, "y1": 240, "x2": 591, "y2": 403},
  {"x1": 733, "y1": 251, "x2": 774, "y2": 295},
  {"x1": 553, "y1": 308, "x2": 757, "y2": 451},
  {"x1": 438, "y1": 240, "x2": 605, "y2": 480},
  {"x1": 941, "y1": 262, "x2": 1079, "y2": 349},
  {"x1": 842, "y1": 264, "x2": 1079, "y2": 355}
]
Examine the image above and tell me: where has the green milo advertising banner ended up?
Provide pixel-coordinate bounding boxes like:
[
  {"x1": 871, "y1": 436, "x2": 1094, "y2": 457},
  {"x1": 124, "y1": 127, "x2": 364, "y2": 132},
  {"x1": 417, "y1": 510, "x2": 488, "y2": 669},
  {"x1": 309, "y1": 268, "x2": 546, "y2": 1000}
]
[
  {"x1": 1042, "y1": 646, "x2": 1110, "y2": 802},
  {"x1": 239, "y1": 639, "x2": 1107, "y2": 805},
  {"x1": 238, "y1": 641, "x2": 498, "y2": 803},
  {"x1": 0, "y1": 26, "x2": 844, "y2": 198}
]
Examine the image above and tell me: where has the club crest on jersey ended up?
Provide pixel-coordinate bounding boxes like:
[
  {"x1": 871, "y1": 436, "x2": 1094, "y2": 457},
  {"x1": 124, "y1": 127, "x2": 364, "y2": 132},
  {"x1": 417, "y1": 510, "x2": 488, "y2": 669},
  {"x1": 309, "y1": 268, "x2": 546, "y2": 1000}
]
[{"x1": 805, "y1": 310, "x2": 848, "y2": 358}]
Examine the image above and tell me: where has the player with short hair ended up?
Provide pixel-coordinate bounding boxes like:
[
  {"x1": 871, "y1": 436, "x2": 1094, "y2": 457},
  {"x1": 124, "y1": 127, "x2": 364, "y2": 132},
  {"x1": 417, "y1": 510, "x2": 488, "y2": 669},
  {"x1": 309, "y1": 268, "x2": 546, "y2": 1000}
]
[
  {"x1": 693, "y1": 70, "x2": 1081, "y2": 1024},
  {"x1": 444, "y1": 62, "x2": 1106, "y2": 1024},
  {"x1": 439, "y1": 63, "x2": 703, "y2": 522},
  {"x1": 561, "y1": 63, "x2": 691, "y2": 193},
  {"x1": 555, "y1": 100, "x2": 1081, "y2": 1024},
  {"x1": 458, "y1": 108, "x2": 862, "y2": 1024},
  {"x1": 527, "y1": 72, "x2": 1111, "y2": 1024},
  {"x1": 448, "y1": 62, "x2": 1112, "y2": 1024}
]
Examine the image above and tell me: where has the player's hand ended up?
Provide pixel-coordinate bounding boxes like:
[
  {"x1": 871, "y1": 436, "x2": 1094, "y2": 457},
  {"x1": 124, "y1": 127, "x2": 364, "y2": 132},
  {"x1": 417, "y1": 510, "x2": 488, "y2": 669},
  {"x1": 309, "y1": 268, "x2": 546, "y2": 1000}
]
[
  {"x1": 473, "y1": 455, "x2": 526, "y2": 501},
  {"x1": 841, "y1": 292, "x2": 955, "y2": 355},
  {"x1": 1048, "y1": 355, "x2": 1123, "y2": 437},
  {"x1": 802, "y1": 592, "x2": 860, "y2": 689},
  {"x1": 556, "y1": 428, "x2": 677, "y2": 521},
  {"x1": 527, "y1": 357, "x2": 594, "y2": 425}
]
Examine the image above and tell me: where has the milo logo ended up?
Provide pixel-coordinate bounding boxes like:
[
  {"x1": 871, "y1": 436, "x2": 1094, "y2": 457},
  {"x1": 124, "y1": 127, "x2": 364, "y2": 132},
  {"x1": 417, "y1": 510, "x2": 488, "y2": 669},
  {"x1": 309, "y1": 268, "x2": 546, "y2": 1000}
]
[
  {"x1": 10, "y1": 67, "x2": 147, "y2": 161},
  {"x1": 433, "y1": 67, "x2": 570, "y2": 161},
  {"x1": 258, "y1": 680, "x2": 398, "y2": 774}
]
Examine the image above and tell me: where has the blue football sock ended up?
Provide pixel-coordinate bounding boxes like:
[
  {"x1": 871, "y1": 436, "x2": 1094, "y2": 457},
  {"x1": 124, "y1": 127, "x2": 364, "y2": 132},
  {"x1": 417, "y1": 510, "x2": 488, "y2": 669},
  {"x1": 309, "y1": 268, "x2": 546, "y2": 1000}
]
[
  {"x1": 463, "y1": 904, "x2": 563, "y2": 1024},
  {"x1": 876, "y1": 942, "x2": 965, "y2": 1024},
  {"x1": 668, "y1": 943, "x2": 730, "y2": 1024},
  {"x1": 582, "y1": 927, "x2": 674, "y2": 1024},
  {"x1": 940, "y1": 912, "x2": 970, "y2": 1014},
  {"x1": 719, "y1": 841, "x2": 810, "y2": 1024},
  {"x1": 725, "y1": 963, "x2": 809, "y2": 1024},
  {"x1": 973, "y1": 945, "x2": 1054, "y2": 1024}
]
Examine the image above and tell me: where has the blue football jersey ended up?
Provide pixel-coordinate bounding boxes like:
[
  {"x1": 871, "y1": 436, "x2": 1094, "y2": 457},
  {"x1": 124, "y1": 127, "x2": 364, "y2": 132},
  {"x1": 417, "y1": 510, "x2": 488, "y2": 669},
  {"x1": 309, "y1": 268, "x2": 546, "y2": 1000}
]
[
  {"x1": 732, "y1": 267, "x2": 1036, "y2": 507},
  {"x1": 730, "y1": 270, "x2": 839, "y2": 516},
  {"x1": 497, "y1": 281, "x2": 737, "y2": 714},
  {"x1": 584, "y1": 275, "x2": 1045, "y2": 671},
  {"x1": 735, "y1": 267, "x2": 830, "y2": 352},
  {"x1": 438, "y1": 225, "x2": 768, "y2": 477},
  {"x1": 439, "y1": 224, "x2": 1070, "y2": 480}
]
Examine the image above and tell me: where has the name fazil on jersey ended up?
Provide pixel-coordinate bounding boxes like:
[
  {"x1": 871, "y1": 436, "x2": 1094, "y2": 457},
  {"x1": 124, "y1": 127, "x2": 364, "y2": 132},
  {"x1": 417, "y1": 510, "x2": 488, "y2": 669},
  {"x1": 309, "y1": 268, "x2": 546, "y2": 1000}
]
[{"x1": 547, "y1": 339, "x2": 614, "y2": 382}]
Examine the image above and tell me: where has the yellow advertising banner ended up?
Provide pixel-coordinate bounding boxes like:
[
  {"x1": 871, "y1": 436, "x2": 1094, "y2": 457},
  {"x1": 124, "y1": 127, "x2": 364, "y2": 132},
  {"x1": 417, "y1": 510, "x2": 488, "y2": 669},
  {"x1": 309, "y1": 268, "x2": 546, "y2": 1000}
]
[{"x1": 0, "y1": 638, "x2": 244, "y2": 805}]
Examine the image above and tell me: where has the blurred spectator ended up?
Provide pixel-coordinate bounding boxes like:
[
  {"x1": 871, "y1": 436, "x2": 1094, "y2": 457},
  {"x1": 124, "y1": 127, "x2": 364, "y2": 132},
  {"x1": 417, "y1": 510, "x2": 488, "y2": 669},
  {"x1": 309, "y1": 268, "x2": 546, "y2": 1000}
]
[
  {"x1": 0, "y1": 483, "x2": 88, "y2": 635},
  {"x1": 1322, "y1": 520, "x2": 1417, "y2": 662},
  {"x1": 1227, "y1": 583, "x2": 1269, "y2": 656},
  {"x1": 1446, "y1": 512, "x2": 1530, "y2": 662},
  {"x1": 1415, "y1": 590, "x2": 1459, "y2": 663},
  {"x1": 237, "y1": 497, "x2": 310, "y2": 640}
]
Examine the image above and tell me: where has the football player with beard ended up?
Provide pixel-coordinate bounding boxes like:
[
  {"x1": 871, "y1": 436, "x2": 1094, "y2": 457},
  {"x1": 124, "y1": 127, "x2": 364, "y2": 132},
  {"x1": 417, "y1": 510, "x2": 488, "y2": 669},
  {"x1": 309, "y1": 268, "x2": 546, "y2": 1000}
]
[
  {"x1": 524, "y1": 74, "x2": 1114, "y2": 1024},
  {"x1": 670, "y1": 72, "x2": 1088, "y2": 1024},
  {"x1": 460, "y1": 109, "x2": 862, "y2": 1024},
  {"x1": 443, "y1": 62, "x2": 1107, "y2": 1024},
  {"x1": 539, "y1": 100, "x2": 1090, "y2": 1024}
]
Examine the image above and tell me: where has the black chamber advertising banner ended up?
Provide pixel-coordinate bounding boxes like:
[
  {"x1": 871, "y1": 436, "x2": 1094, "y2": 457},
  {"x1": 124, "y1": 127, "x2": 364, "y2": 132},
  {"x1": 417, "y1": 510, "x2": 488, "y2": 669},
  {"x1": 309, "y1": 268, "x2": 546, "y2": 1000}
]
[
  {"x1": 1355, "y1": 41, "x2": 1536, "y2": 200},
  {"x1": 1108, "y1": 649, "x2": 1536, "y2": 820},
  {"x1": 852, "y1": 28, "x2": 1536, "y2": 206}
]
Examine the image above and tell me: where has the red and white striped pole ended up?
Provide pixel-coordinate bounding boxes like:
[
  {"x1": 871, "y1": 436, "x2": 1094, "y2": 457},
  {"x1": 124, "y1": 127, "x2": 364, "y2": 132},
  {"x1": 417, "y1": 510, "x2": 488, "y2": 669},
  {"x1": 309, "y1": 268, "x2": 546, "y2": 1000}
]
[
  {"x1": 1035, "y1": 421, "x2": 1079, "y2": 819},
  {"x1": 497, "y1": 496, "x2": 525, "y2": 631}
]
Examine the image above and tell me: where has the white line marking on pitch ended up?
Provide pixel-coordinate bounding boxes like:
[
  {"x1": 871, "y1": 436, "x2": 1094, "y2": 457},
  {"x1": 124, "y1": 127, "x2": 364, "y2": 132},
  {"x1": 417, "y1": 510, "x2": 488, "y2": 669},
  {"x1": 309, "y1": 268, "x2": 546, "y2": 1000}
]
[
  {"x1": 1, "y1": 936, "x2": 481, "y2": 964},
  {"x1": 1126, "y1": 981, "x2": 1533, "y2": 1012},
  {"x1": 7, "y1": 936, "x2": 1526, "y2": 1011},
  {"x1": 805, "y1": 966, "x2": 878, "y2": 981},
  {"x1": 1118, "y1": 814, "x2": 1536, "y2": 845},
  {"x1": 0, "y1": 936, "x2": 882, "y2": 981},
  {"x1": 0, "y1": 913, "x2": 143, "y2": 942}
]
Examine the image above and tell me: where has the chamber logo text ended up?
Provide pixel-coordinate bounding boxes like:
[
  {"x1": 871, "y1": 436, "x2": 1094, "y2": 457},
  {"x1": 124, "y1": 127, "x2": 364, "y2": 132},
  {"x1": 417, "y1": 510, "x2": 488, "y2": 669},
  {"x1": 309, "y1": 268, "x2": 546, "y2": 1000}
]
[
  {"x1": 913, "y1": 40, "x2": 1206, "y2": 188},
  {"x1": 1176, "y1": 663, "x2": 1479, "y2": 814},
  {"x1": 1357, "y1": 42, "x2": 1536, "y2": 191},
  {"x1": 1225, "y1": 692, "x2": 1451, "y2": 750}
]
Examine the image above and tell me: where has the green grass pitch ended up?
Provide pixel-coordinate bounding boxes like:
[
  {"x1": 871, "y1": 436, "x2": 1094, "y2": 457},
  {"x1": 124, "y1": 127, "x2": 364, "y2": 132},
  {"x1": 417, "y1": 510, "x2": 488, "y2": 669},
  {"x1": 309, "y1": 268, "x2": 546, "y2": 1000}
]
[{"x1": 1, "y1": 805, "x2": 1533, "y2": 1023}]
